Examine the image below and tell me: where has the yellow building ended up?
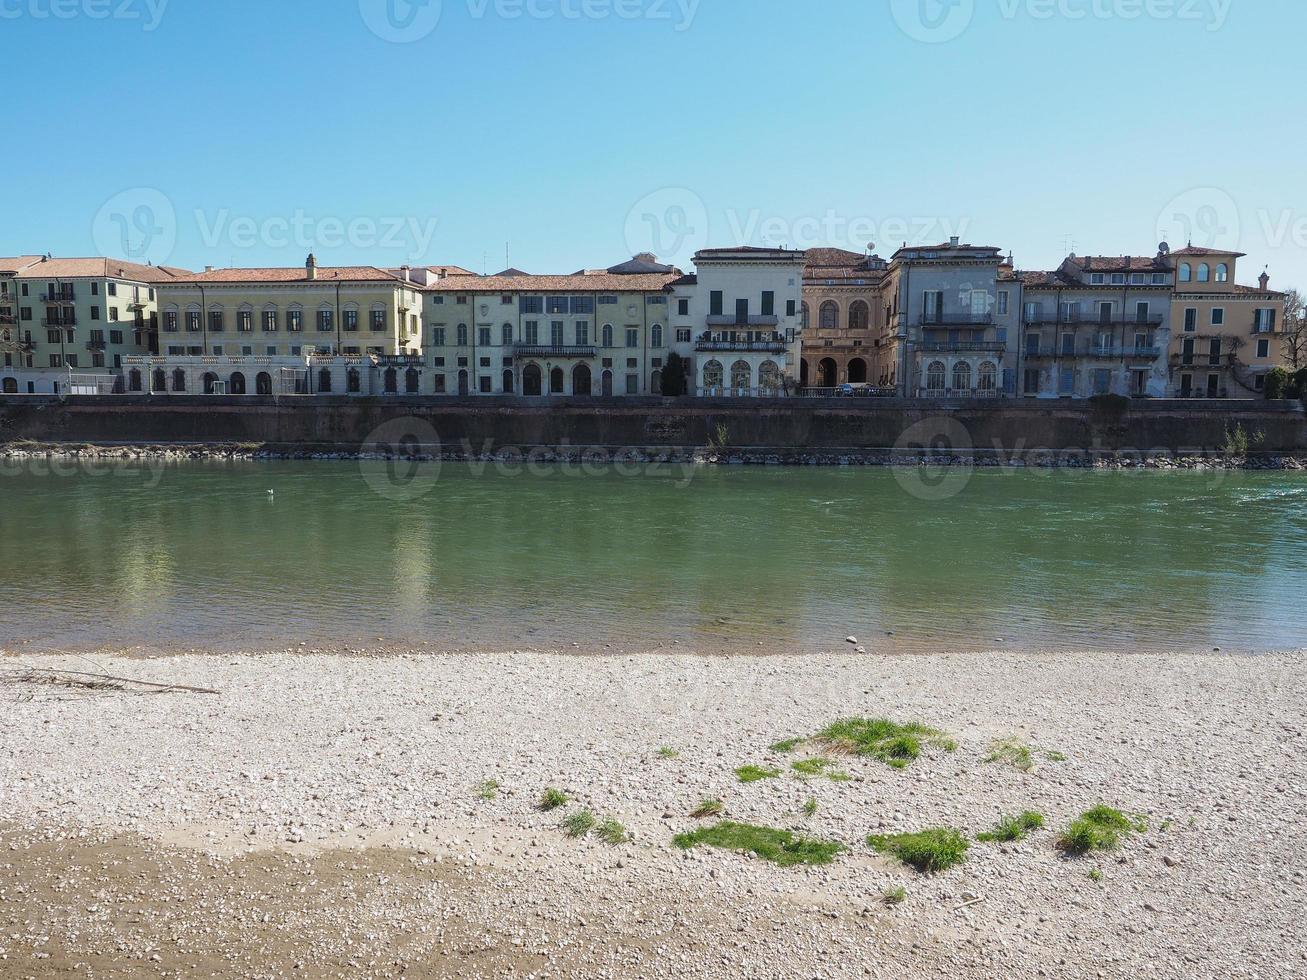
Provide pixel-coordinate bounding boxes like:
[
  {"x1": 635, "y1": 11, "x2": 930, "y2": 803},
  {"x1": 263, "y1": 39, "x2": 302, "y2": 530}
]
[
  {"x1": 800, "y1": 248, "x2": 888, "y2": 389},
  {"x1": 1168, "y1": 246, "x2": 1287, "y2": 398},
  {"x1": 1, "y1": 256, "x2": 189, "y2": 393}
]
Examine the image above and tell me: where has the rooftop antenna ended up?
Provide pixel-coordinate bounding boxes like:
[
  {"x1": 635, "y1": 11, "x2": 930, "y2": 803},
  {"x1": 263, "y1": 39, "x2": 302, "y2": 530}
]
[{"x1": 506, "y1": 242, "x2": 510, "y2": 270}]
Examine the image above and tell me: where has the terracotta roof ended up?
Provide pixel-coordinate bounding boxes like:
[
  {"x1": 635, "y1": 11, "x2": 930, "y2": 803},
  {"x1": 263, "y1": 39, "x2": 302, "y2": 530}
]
[
  {"x1": 804, "y1": 247, "x2": 869, "y2": 268},
  {"x1": 169, "y1": 266, "x2": 405, "y2": 285},
  {"x1": 1171, "y1": 245, "x2": 1247, "y2": 258},
  {"x1": 890, "y1": 242, "x2": 1003, "y2": 260},
  {"x1": 14, "y1": 257, "x2": 191, "y2": 282},
  {"x1": 429, "y1": 265, "x2": 478, "y2": 277},
  {"x1": 1069, "y1": 255, "x2": 1170, "y2": 273},
  {"x1": 425, "y1": 271, "x2": 682, "y2": 293},
  {"x1": 1229, "y1": 283, "x2": 1287, "y2": 298},
  {"x1": 0, "y1": 256, "x2": 41, "y2": 274},
  {"x1": 694, "y1": 246, "x2": 807, "y2": 259}
]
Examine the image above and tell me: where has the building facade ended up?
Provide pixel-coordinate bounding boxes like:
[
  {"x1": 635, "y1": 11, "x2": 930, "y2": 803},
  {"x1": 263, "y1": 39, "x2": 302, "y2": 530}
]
[
  {"x1": 1168, "y1": 246, "x2": 1287, "y2": 398},
  {"x1": 799, "y1": 248, "x2": 888, "y2": 389}
]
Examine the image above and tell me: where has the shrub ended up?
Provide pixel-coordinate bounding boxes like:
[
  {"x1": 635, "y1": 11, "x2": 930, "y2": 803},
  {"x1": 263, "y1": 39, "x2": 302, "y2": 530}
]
[
  {"x1": 801, "y1": 797, "x2": 819, "y2": 817},
  {"x1": 661, "y1": 352, "x2": 688, "y2": 397},
  {"x1": 883, "y1": 886, "x2": 907, "y2": 905},
  {"x1": 537, "y1": 787, "x2": 569, "y2": 811},
  {"x1": 596, "y1": 818, "x2": 630, "y2": 845},
  {"x1": 562, "y1": 809, "x2": 596, "y2": 838},
  {"x1": 815, "y1": 718, "x2": 957, "y2": 769},
  {"x1": 1265, "y1": 367, "x2": 1291, "y2": 400},
  {"x1": 1059, "y1": 806, "x2": 1146, "y2": 854},
  {"x1": 690, "y1": 798, "x2": 724, "y2": 819},
  {"x1": 867, "y1": 828, "x2": 970, "y2": 874},
  {"x1": 674, "y1": 821, "x2": 844, "y2": 867},
  {"x1": 475, "y1": 779, "x2": 500, "y2": 801}
]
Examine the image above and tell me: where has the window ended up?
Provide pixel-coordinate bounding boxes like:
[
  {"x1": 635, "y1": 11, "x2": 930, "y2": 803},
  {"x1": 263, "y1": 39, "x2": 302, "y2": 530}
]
[
  {"x1": 49, "y1": 353, "x2": 62, "y2": 367},
  {"x1": 1152, "y1": 273, "x2": 1167, "y2": 285},
  {"x1": 599, "y1": 295, "x2": 618, "y2": 306},
  {"x1": 571, "y1": 296, "x2": 595, "y2": 314},
  {"x1": 432, "y1": 295, "x2": 444, "y2": 305},
  {"x1": 1024, "y1": 367, "x2": 1040, "y2": 394},
  {"x1": 625, "y1": 327, "x2": 638, "y2": 348},
  {"x1": 456, "y1": 324, "x2": 468, "y2": 346},
  {"x1": 1216, "y1": 263, "x2": 1229, "y2": 282},
  {"x1": 1059, "y1": 367, "x2": 1075, "y2": 395},
  {"x1": 820, "y1": 302, "x2": 838, "y2": 330},
  {"x1": 601, "y1": 324, "x2": 613, "y2": 347},
  {"x1": 520, "y1": 296, "x2": 543, "y2": 314},
  {"x1": 1211, "y1": 308, "x2": 1225, "y2": 326},
  {"x1": 1025, "y1": 332, "x2": 1040, "y2": 356},
  {"x1": 107, "y1": 282, "x2": 117, "y2": 296},
  {"x1": 849, "y1": 301, "x2": 870, "y2": 330},
  {"x1": 551, "y1": 321, "x2": 564, "y2": 346},
  {"x1": 978, "y1": 361, "x2": 997, "y2": 391},
  {"x1": 761, "y1": 291, "x2": 775, "y2": 316},
  {"x1": 1198, "y1": 264, "x2": 1210, "y2": 282},
  {"x1": 546, "y1": 296, "x2": 569, "y2": 314},
  {"x1": 926, "y1": 361, "x2": 946, "y2": 391},
  {"x1": 318, "y1": 310, "x2": 333, "y2": 331},
  {"x1": 678, "y1": 299, "x2": 689, "y2": 316},
  {"x1": 1184, "y1": 308, "x2": 1197, "y2": 332},
  {"x1": 710, "y1": 291, "x2": 723, "y2": 316},
  {"x1": 1255, "y1": 308, "x2": 1277, "y2": 332},
  {"x1": 501, "y1": 295, "x2": 513, "y2": 305},
  {"x1": 263, "y1": 310, "x2": 278, "y2": 332},
  {"x1": 501, "y1": 323, "x2": 513, "y2": 346},
  {"x1": 88, "y1": 305, "x2": 100, "y2": 321},
  {"x1": 575, "y1": 322, "x2": 589, "y2": 345},
  {"x1": 109, "y1": 307, "x2": 119, "y2": 321},
  {"x1": 647, "y1": 295, "x2": 666, "y2": 306},
  {"x1": 343, "y1": 310, "x2": 358, "y2": 331},
  {"x1": 1179, "y1": 263, "x2": 1192, "y2": 282},
  {"x1": 209, "y1": 311, "x2": 224, "y2": 332},
  {"x1": 1258, "y1": 338, "x2": 1270, "y2": 358},
  {"x1": 525, "y1": 321, "x2": 539, "y2": 345},
  {"x1": 952, "y1": 362, "x2": 971, "y2": 391},
  {"x1": 109, "y1": 330, "x2": 122, "y2": 345},
  {"x1": 1090, "y1": 273, "x2": 1105, "y2": 285},
  {"x1": 433, "y1": 374, "x2": 446, "y2": 393},
  {"x1": 287, "y1": 310, "x2": 302, "y2": 332},
  {"x1": 997, "y1": 291, "x2": 1009, "y2": 315},
  {"x1": 676, "y1": 328, "x2": 691, "y2": 343},
  {"x1": 164, "y1": 311, "x2": 178, "y2": 332},
  {"x1": 786, "y1": 299, "x2": 796, "y2": 317},
  {"x1": 478, "y1": 327, "x2": 491, "y2": 347},
  {"x1": 650, "y1": 324, "x2": 663, "y2": 348},
  {"x1": 370, "y1": 310, "x2": 386, "y2": 331},
  {"x1": 625, "y1": 374, "x2": 638, "y2": 395},
  {"x1": 1130, "y1": 273, "x2": 1146, "y2": 285}
]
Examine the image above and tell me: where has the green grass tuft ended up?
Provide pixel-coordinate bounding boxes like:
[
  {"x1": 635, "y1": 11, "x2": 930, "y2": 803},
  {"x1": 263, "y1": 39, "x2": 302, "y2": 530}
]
[
  {"x1": 1043, "y1": 749, "x2": 1068, "y2": 763},
  {"x1": 475, "y1": 779, "x2": 500, "y2": 801},
  {"x1": 537, "y1": 787, "x2": 569, "y2": 812},
  {"x1": 674, "y1": 821, "x2": 844, "y2": 867},
  {"x1": 768, "y1": 738, "x2": 801, "y2": 754},
  {"x1": 790, "y1": 757, "x2": 851, "y2": 781},
  {"x1": 867, "y1": 828, "x2": 970, "y2": 874},
  {"x1": 801, "y1": 797, "x2": 819, "y2": 817},
  {"x1": 735, "y1": 764, "x2": 781, "y2": 784},
  {"x1": 562, "y1": 809, "x2": 596, "y2": 838},
  {"x1": 883, "y1": 885, "x2": 907, "y2": 905},
  {"x1": 976, "y1": 811, "x2": 1045, "y2": 843},
  {"x1": 596, "y1": 818, "x2": 630, "y2": 845},
  {"x1": 1059, "y1": 806, "x2": 1147, "y2": 855},
  {"x1": 691, "y1": 798, "x2": 724, "y2": 819},
  {"x1": 656, "y1": 746, "x2": 680, "y2": 759},
  {"x1": 984, "y1": 737, "x2": 1035, "y2": 773},
  {"x1": 1088, "y1": 867, "x2": 1103, "y2": 882},
  {"x1": 815, "y1": 718, "x2": 957, "y2": 769}
]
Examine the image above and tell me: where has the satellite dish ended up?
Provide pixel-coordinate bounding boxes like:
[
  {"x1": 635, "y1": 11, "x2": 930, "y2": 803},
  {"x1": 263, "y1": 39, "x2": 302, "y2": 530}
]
[
  {"x1": 1158, "y1": 242, "x2": 1171, "y2": 255},
  {"x1": 867, "y1": 242, "x2": 876, "y2": 253}
]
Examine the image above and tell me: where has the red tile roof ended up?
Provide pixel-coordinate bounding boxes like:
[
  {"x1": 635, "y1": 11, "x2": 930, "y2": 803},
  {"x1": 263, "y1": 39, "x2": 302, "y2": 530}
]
[
  {"x1": 426, "y1": 271, "x2": 682, "y2": 293},
  {"x1": 169, "y1": 266, "x2": 406, "y2": 285},
  {"x1": 14, "y1": 257, "x2": 192, "y2": 282},
  {"x1": 1170, "y1": 245, "x2": 1247, "y2": 258}
]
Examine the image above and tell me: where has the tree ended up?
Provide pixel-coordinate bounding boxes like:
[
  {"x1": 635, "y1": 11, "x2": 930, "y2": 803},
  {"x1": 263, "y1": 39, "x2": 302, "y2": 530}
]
[
  {"x1": 661, "y1": 351, "x2": 688, "y2": 397},
  {"x1": 1281, "y1": 287, "x2": 1306, "y2": 370},
  {"x1": 1265, "y1": 366, "x2": 1290, "y2": 400}
]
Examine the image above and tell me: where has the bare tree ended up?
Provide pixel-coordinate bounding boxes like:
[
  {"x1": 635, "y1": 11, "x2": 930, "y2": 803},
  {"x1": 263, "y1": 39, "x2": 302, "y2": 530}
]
[{"x1": 1282, "y1": 287, "x2": 1306, "y2": 369}]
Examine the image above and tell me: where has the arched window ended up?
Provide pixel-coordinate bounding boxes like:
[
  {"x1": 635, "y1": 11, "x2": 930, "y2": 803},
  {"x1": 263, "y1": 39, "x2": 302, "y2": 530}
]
[
  {"x1": 202, "y1": 372, "x2": 218, "y2": 395},
  {"x1": 602, "y1": 324, "x2": 614, "y2": 348},
  {"x1": 952, "y1": 361, "x2": 971, "y2": 391},
  {"x1": 572, "y1": 363, "x2": 592, "y2": 395},
  {"x1": 152, "y1": 368, "x2": 166, "y2": 393},
  {"x1": 230, "y1": 372, "x2": 246, "y2": 395},
  {"x1": 128, "y1": 369, "x2": 142, "y2": 392},
  {"x1": 256, "y1": 372, "x2": 273, "y2": 395},
  {"x1": 550, "y1": 366, "x2": 564, "y2": 393},
  {"x1": 172, "y1": 369, "x2": 186, "y2": 392},
  {"x1": 650, "y1": 368, "x2": 662, "y2": 394},
  {"x1": 702, "y1": 359, "x2": 724, "y2": 389},
  {"x1": 849, "y1": 301, "x2": 870, "y2": 331},
  {"x1": 731, "y1": 359, "x2": 752, "y2": 390},
  {"x1": 502, "y1": 369, "x2": 514, "y2": 393},
  {"x1": 847, "y1": 357, "x2": 867, "y2": 383},
  {"x1": 1216, "y1": 263, "x2": 1229, "y2": 282},
  {"x1": 800, "y1": 303, "x2": 810, "y2": 329},
  {"x1": 601, "y1": 370, "x2": 613, "y2": 396},
  {"x1": 523, "y1": 363, "x2": 542, "y2": 396},
  {"x1": 384, "y1": 368, "x2": 397, "y2": 393},
  {"x1": 650, "y1": 324, "x2": 663, "y2": 348},
  {"x1": 926, "y1": 361, "x2": 946, "y2": 391},
  {"x1": 1179, "y1": 263, "x2": 1192, "y2": 282},
  {"x1": 405, "y1": 368, "x2": 419, "y2": 393},
  {"x1": 347, "y1": 368, "x2": 360, "y2": 393},
  {"x1": 1198, "y1": 263, "x2": 1210, "y2": 282},
  {"x1": 458, "y1": 369, "x2": 469, "y2": 395},
  {"x1": 1, "y1": 377, "x2": 16, "y2": 394},
  {"x1": 978, "y1": 361, "x2": 997, "y2": 391},
  {"x1": 819, "y1": 301, "x2": 838, "y2": 330},
  {"x1": 758, "y1": 360, "x2": 781, "y2": 393},
  {"x1": 318, "y1": 368, "x2": 333, "y2": 392}
]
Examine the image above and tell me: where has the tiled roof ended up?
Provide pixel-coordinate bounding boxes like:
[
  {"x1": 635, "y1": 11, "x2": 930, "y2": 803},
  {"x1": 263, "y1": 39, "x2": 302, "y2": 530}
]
[
  {"x1": 1171, "y1": 245, "x2": 1247, "y2": 258},
  {"x1": 1229, "y1": 283, "x2": 1287, "y2": 298},
  {"x1": 425, "y1": 272, "x2": 682, "y2": 293},
  {"x1": 169, "y1": 266, "x2": 405, "y2": 285},
  {"x1": 430, "y1": 265, "x2": 478, "y2": 276},
  {"x1": 804, "y1": 247, "x2": 869, "y2": 268},
  {"x1": 14, "y1": 257, "x2": 192, "y2": 282},
  {"x1": 695, "y1": 246, "x2": 806, "y2": 256},
  {"x1": 0, "y1": 256, "x2": 41, "y2": 274},
  {"x1": 1070, "y1": 255, "x2": 1170, "y2": 272}
]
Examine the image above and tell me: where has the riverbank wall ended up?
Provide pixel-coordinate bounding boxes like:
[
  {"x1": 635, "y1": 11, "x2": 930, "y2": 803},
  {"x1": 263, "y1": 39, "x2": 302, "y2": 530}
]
[{"x1": 1, "y1": 395, "x2": 1304, "y2": 463}]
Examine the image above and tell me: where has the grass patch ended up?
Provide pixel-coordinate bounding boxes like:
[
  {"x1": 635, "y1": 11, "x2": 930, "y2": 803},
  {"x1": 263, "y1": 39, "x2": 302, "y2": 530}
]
[
  {"x1": 674, "y1": 821, "x2": 844, "y2": 867},
  {"x1": 475, "y1": 779, "x2": 500, "y2": 801},
  {"x1": 596, "y1": 818, "x2": 630, "y2": 845},
  {"x1": 985, "y1": 738, "x2": 1035, "y2": 772},
  {"x1": 976, "y1": 811, "x2": 1045, "y2": 843},
  {"x1": 815, "y1": 718, "x2": 957, "y2": 769},
  {"x1": 656, "y1": 746, "x2": 680, "y2": 759},
  {"x1": 791, "y1": 758, "x2": 851, "y2": 781},
  {"x1": 801, "y1": 797, "x2": 818, "y2": 817},
  {"x1": 867, "y1": 828, "x2": 970, "y2": 874},
  {"x1": 883, "y1": 886, "x2": 907, "y2": 905},
  {"x1": 691, "y1": 798, "x2": 724, "y2": 819},
  {"x1": 562, "y1": 809, "x2": 597, "y2": 838},
  {"x1": 735, "y1": 764, "x2": 781, "y2": 784},
  {"x1": 768, "y1": 738, "x2": 801, "y2": 754},
  {"x1": 1043, "y1": 749, "x2": 1068, "y2": 763},
  {"x1": 1059, "y1": 806, "x2": 1147, "y2": 855},
  {"x1": 1088, "y1": 867, "x2": 1103, "y2": 882},
  {"x1": 537, "y1": 787, "x2": 569, "y2": 812}
]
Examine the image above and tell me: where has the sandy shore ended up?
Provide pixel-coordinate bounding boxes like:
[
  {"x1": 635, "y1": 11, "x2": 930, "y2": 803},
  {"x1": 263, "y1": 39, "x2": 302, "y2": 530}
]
[{"x1": 2, "y1": 649, "x2": 1305, "y2": 979}]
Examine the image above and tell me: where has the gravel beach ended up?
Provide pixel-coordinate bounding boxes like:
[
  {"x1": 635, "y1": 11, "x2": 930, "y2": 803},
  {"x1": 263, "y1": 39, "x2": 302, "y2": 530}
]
[{"x1": 2, "y1": 648, "x2": 1304, "y2": 979}]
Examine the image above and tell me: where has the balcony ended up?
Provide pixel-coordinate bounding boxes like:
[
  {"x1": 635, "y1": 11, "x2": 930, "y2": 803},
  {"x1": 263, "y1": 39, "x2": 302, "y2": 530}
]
[
  {"x1": 695, "y1": 332, "x2": 788, "y2": 354},
  {"x1": 1024, "y1": 313, "x2": 1165, "y2": 327},
  {"x1": 915, "y1": 340, "x2": 1007, "y2": 353},
  {"x1": 1089, "y1": 346, "x2": 1162, "y2": 358},
  {"x1": 372, "y1": 354, "x2": 425, "y2": 367},
  {"x1": 86, "y1": 339, "x2": 107, "y2": 351},
  {"x1": 0, "y1": 313, "x2": 16, "y2": 326},
  {"x1": 706, "y1": 314, "x2": 781, "y2": 328},
  {"x1": 42, "y1": 315, "x2": 77, "y2": 327},
  {"x1": 513, "y1": 344, "x2": 597, "y2": 358},
  {"x1": 41, "y1": 291, "x2": 76, "y2": 304},
  {"x1": 919, "y1": 313, "x2": 993, "y2": 327}
]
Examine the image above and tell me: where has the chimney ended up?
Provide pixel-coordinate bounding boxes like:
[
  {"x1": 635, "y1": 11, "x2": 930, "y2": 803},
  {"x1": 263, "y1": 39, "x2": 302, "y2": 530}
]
[
  {"x1": 400, "y1": 264, "x2": 411, "y2": 283},
  {"x1": 205, "y1": 265, "x2": 214, "y2": 273},
  {"x1": 1259, "y1": 269, "x2": 1270, "y2": 291},
  {"x1": 306, "y1": 253, "x2": 318, "y2": 280},
  {"x1": 949, "y1": 236, "x2": 960, "y2": 247}
]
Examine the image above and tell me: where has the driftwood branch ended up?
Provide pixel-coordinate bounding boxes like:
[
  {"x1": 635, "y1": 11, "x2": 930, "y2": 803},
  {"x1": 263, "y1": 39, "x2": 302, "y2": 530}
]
[{"x1": 2, "y1": 666, "x2": 219, "y2": 695}]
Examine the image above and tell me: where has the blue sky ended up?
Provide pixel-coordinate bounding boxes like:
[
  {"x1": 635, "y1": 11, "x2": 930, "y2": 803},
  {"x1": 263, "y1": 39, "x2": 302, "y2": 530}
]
[{"x1": 5, "y1": 0, "x2": 1305, "y2": 289}]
